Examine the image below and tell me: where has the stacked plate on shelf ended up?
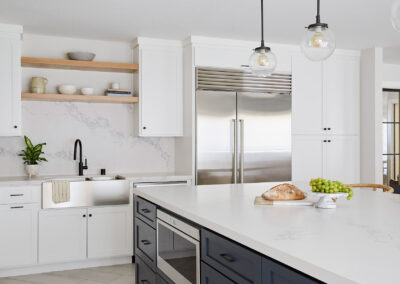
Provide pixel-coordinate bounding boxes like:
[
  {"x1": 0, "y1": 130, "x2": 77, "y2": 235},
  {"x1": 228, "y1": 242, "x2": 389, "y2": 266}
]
[{"x1": 105, "y1": 89, "x2": 133, "y2": 97}]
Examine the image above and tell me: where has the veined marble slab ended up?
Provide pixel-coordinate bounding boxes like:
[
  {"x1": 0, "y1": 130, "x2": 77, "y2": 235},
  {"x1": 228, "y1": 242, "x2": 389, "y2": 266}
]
[{"x1": 133, "y1": 182, "x2": 400, "y2": 284}]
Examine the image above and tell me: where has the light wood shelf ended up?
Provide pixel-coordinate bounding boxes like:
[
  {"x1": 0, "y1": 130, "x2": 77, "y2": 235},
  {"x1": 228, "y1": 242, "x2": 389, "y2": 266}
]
[
  {"x1": 21, "y1": 57, "x2": 138, "y2": 73},
  {"x1": 21, "y1": 93, "x2": 139, "y2": 104}
]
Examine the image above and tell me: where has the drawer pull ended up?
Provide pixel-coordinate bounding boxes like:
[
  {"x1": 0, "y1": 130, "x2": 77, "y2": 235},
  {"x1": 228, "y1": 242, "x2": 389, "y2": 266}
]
[
  {"x1": 141, "y1": 280, "x2": 149, "y2": 284},
  {"x1": 141, "y1": 208, "x2": 151, "y2": 213},
  {"x1": 10, "y1": 206, "x2": 24, "y2": 209},
  {"x1": 10, "y1": 194, "x2": 24, "y2": 197},
  {"x1": 219, "y1": 253, "x2": 236, "y2": 263},
  {"x1": 141, "y1": 240, "x2": 151, "y2": 245}
]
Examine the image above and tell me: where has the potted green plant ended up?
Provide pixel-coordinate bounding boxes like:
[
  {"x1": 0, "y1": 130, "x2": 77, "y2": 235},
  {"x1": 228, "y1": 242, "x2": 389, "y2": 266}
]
[{"x1": 19, "y1": 136, "x2": 47, "y2": 178}]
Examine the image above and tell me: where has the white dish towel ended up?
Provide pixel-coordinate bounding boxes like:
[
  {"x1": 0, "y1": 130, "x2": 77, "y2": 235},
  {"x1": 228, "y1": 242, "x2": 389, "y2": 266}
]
[{"x1": 52, "y1": 180, "x2": 70, "y2": 203}]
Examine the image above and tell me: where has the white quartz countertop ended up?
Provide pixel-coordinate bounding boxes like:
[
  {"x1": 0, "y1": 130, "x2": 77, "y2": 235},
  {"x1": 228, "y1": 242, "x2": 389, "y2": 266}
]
[
  {"x1": 133, "y1": 182, "x2": 400, "y2": 284},
  {"x1": 0, "y1": 173, "x2": 191, "y2": 186}
]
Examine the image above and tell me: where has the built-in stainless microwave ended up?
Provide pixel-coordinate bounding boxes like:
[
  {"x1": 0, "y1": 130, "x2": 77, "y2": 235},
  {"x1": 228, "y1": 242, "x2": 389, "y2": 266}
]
[{"x1": 156, "y1": 209, "x2": 200, "y2": 284}]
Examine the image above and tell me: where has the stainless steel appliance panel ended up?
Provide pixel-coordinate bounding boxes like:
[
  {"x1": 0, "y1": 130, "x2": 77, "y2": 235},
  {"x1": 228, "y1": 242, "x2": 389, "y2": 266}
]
[
  {"x1": 196, "y1": 90, "x2": 237, "y2": 185},
  {"x1": 237, "y1": 92, "x2": 291, "y2": 183}
]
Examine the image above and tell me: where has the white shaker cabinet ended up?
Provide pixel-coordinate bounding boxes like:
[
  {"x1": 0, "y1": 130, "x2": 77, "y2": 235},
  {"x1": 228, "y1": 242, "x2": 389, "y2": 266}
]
[
  {"x1": 292, "y1": 135, "x2": 359, "y2": 183},
  {"x1": 87, "y1": 206, "x2": 133, "y2": 259},
  {"x1": 0, "y1": 204, "x2": 38, "y2": 268},
  {"x1": 39, "y1": 208, "x2": 87, "y2": 264},
  {"x1": 0, "y1": 24, "x2": 22, "y2": 136},
  {"x1": 133, "y1": 38, "x2": 183, "y2": 137},
  {"x1": 292, "y1": 54, "x2": 360, "y2": 136}
]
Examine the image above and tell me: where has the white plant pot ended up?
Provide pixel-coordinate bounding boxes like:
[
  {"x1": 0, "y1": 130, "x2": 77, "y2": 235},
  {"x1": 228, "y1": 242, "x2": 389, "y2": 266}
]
[{"x1": 25, "y1": 164, "x2": 39, "y2": 178}]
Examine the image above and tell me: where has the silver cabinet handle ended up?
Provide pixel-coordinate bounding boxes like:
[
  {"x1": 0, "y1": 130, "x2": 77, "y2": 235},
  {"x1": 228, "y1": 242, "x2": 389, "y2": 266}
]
[
  {"x1": 239, "y1": 119, "x2": 244, "y2": 184},
  {"x1": 233, "y1": 119, "x2": 238, "y2": 184}
]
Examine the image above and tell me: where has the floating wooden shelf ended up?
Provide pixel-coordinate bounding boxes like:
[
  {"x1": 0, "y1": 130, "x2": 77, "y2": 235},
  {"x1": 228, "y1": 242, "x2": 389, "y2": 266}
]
[
  {"x1": 21, "y1": 57, "x2": 138, "y2": 73},
  {"x1": 21, "y1": 93, "x2": 139, "y2": 104}
]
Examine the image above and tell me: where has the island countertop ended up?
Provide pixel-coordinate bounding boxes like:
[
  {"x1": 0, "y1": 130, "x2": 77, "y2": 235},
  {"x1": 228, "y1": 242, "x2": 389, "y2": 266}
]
[{"x1": 133, "y1": 182, "x2": 400, "y2": 284}]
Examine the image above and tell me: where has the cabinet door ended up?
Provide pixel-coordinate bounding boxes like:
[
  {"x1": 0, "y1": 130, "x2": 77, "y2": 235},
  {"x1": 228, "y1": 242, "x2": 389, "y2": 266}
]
[
  {"x1": 88, "y1": 206, "x2": 133, "y2": 259},
  {"x1": 0, "y1": 32, "x2": 21, "y2": 136},
  {"x1": 0, "y1": 204, "x2": 38, "y2": 268},
  {"x1": 325, "y1": 56, "x2": 360, "y2": 135},
  {"x1": 325, "y1": 136, "x2": 359, "y2": 183},
  {"x1": 39, "y1": 208, "x2": 87, "y2": 263},
  {"x1": 140, "y1": 46, "x2": 183, "y2": 136},
  {"x1": 292, "y1": 56, "x2": 324, "y2": 135},
  {"x1": 292, "y1": 136, "x2": 324, "y2": 181}
]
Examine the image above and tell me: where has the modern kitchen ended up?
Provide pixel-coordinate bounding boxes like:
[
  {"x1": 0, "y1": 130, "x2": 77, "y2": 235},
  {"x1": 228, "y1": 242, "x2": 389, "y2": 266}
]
[{"x1": 0, "y1": 0, "x2": 399, "y2": 284}]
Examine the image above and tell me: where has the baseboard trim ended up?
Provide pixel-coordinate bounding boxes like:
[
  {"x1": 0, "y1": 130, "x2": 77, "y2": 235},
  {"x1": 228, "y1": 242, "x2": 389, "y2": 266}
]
[{"x1": 0, "y1": 256, "x2": 132, "y2": 278}]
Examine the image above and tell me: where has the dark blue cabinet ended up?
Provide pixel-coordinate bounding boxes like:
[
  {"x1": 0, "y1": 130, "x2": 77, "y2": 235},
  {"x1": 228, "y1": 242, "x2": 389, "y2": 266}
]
[
  {"x1": 201, "y1": 261, "x2": 235, "y2": 284},
  {"x1": 135, "y1": 217, "x2": 157, "y2": 271},
  {"x1": 262, "y1": 257, "x2": 321, "y2": 284},
  {"x1": 136, "y1": 196, "x2": 157, "y2": 228},
  {"x1": 201, "y1": 229, "x2": 262, "y2": 284},
  {"x1": 136, "y1": 255, "x2": 157, "y2": 284}
]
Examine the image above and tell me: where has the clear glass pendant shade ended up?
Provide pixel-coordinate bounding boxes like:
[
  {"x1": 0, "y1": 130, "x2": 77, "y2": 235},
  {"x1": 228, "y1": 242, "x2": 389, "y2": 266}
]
[
  {"x1": 391, "y1": 1, "x2": 400, "y2": 31},
  {"x1": 301, "y1": 25, "x2": 335, "y2": 61},
  {"x1": 248, "y1": 48, "x2": 277, "y2": 77}
]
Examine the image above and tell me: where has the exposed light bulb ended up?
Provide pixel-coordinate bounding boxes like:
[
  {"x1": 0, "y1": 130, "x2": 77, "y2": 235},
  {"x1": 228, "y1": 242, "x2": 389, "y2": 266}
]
[
  {"x1": 257, "y1": 53, "x2": 269, "y2": 66},
  {"x1": 311, "y1": 31, "x2": 326, "y2": 48}
]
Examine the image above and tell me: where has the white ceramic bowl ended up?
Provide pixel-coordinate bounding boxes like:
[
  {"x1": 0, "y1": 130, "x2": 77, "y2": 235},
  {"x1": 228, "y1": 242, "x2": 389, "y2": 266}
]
[
  {"x1": 58, "y1": 85, "x2": 77, "y2": 95},
  {"x1": 67, "y1": 52, "x2": 96, "y2": 61},
  {"x1": 80, "y1": 87, "x2": 94, "y2": 95}
]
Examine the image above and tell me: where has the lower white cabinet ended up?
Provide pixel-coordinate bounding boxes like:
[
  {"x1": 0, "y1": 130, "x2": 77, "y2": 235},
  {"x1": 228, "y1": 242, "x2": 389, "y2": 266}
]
[
  {"x1": 39, "y1": 205, "x2": 133, "y2": 264},
  {"x1": 88, "y1": 206, "x2": 133, "y2": 259},
  {"x1": 39, "y1": 208, "x2": 87, "y2": 264},
  {"x1": 293, "y1": 135, "x2": 359, "y2": 183},
  {"x1": 0, "y1": 204, "x2": 39, "y2": 268}
]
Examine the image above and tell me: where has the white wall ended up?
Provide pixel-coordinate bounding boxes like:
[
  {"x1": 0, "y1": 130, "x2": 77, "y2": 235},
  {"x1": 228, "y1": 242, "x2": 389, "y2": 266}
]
[
  {"x1": 0, "y1": 34, "x2": 175, "y2": 177},
  {"x1": 383, "y1": 63, "x2": 400, "y2": 89},
  {"x1": 360, "y1": 48, "x2": 383, "y2": 183}
]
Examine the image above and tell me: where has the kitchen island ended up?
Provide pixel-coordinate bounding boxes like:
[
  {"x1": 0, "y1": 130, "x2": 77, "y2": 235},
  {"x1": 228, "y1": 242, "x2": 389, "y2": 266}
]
[{"x1": 133, "y1": 182, "x2": 400, "y2": 284}]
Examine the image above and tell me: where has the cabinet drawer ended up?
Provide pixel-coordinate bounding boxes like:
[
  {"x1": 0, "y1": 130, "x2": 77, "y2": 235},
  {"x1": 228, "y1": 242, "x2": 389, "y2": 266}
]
[
  {"x1": 136, "y1": 196, "x2": 156, "y2": 228},
  {"x1": 201, "y1": 262, "x2": 235, "y2": 284},
  {"x1": 201, "y1": 229, "x2": 262, "y2": 284},
  {"x1": 262, "y1": 257, "x2": 320, "y2": 284},
  {"x1": 0, "y1": 186, "x2": 37, "y2": 204},
  {"x1": 135, "y1": 217, "x2": 157, "y2": 271},
  {"x1": 136, "y1": 256, "x2": 156, "y2": 284}
]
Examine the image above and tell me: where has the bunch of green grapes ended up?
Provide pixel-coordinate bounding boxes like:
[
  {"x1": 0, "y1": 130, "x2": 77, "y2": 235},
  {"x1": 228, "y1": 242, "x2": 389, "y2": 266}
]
[{"x1": 309, "y1": 178, "x2": 354, "y2": 200}]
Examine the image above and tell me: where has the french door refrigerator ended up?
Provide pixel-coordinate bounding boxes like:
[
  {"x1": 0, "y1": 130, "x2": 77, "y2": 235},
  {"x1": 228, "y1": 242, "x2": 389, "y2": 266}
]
[{"x1": 196, "y1": 90, "x2": 291, "y2": 185}]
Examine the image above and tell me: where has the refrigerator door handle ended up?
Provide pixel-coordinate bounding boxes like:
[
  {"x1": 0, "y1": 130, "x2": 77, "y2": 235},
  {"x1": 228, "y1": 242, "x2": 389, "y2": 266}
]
[
  {"x1": 233, "y1": 119, "x2": 238, "y2": 184},
  {"x1": 239, "y1": 119, "x2": 244, "y2": 183}
]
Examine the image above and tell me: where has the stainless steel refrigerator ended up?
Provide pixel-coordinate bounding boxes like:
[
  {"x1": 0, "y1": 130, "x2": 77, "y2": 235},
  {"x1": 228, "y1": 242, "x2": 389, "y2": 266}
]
[{"x1": 195, "y1": 90, "x2": 291, "y2": 185}]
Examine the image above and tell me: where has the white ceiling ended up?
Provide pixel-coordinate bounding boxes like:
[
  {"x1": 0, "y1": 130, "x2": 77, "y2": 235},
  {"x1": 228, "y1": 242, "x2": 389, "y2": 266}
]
[{"x1": 0, "y1": 0, "x2": 399, "y2": 51}]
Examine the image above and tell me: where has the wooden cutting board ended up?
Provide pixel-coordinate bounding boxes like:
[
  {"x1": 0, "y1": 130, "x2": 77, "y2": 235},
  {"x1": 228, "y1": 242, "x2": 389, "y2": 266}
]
[{"x1": 254, "y1": 196, "x2": 315, "y2": 206}]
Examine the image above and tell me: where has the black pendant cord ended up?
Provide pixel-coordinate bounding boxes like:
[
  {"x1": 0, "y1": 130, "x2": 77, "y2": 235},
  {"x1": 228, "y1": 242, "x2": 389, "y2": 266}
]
[
  {"x1": 260, "y1": 0, "x2": 265, "y2": 47},
  {"x1": 316, "y1": 0, "x2": 321, "y2": 24}
]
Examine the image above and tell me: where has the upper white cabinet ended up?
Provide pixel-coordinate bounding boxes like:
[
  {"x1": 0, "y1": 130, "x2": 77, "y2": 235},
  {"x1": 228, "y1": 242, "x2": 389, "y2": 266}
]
[
  {"x1": 87, "y1": 206, "x2": 133, "y2": 259},
  {"x1": 0, "y1": 204, "x2": 38, "y2": 268},
  {"x1": 292, "y1": 54, "x2": 360, "y2": 136},
  {"x1": 133, "y1": 38, "x2": 183, "y2": 137},
  {"x1": 0, "y1": 24, "x2": 22, "y2": 136}
]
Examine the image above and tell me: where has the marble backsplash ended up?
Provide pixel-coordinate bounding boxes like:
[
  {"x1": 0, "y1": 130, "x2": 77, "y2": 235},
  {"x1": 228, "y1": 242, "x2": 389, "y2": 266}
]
[{"x1": 0, "y1": 101, "x2": 174, "y2": 177}]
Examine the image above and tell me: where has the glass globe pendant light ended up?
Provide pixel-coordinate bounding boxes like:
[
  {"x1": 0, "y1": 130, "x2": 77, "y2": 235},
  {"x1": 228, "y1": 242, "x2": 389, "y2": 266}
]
[
  {"x1": 249, "y1": 0, "x2": 277, "y2": 77},
  {"x1": 391, "y1": 1, "x2": 400, "y2": 31},
  {"x1": 301, "y1": 0, "x2": 335, "y2": 61}
]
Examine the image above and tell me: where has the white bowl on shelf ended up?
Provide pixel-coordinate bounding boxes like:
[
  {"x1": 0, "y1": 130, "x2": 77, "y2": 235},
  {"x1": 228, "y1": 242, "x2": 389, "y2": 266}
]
[
  {"x1": 58, "y1": 85, "x2": 77, "y2": 95},
  {"x1": 80, "y1": 87, "x2": 94, "y2": 95}
]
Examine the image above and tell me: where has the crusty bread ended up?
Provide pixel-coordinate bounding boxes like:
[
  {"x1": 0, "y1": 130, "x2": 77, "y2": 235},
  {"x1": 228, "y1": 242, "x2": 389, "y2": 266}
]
[{"x1": 262, "y1": 184, "x2": 306, "y2": 201}]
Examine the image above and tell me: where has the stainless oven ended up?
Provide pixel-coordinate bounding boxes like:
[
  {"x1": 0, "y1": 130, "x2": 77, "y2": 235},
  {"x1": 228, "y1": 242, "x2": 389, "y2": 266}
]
[{"x1": 156, "y1": 209, "x2": 200, "y2": 284}]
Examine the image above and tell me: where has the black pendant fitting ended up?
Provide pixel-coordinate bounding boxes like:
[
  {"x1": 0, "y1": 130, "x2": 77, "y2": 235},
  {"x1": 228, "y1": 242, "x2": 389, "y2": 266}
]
[
  {"x1": 307, "y1": 0, "x2": 329, "y2": 30},
  {"x1": 255, "y1": 0, "x2": 271, "y2": 52}
]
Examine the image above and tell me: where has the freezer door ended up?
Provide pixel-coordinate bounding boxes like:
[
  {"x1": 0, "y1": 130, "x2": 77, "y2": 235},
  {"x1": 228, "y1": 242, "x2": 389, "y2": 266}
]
[
  {"x1": 196, "y1": 91, "x2": 237, "y2": 185},
  {"x1": 237, "y1": 92, "x2": 291, "y2": 183}
]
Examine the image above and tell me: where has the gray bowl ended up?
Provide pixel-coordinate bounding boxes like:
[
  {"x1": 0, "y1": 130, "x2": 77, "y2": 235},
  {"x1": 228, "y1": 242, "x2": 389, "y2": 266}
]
[{"x1": 67, "y1": 52, "x2": 96, "y2": 61}]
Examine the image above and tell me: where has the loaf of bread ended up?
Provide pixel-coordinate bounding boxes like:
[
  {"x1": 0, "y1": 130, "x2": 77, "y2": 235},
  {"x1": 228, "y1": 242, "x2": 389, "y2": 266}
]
[{"x1": 262, "y1": 184, "x2": 306, "y2": 201}]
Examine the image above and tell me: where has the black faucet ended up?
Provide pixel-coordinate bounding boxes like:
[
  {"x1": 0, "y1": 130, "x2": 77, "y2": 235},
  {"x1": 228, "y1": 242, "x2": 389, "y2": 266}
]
[{"x1": 73, "y1": 139, "x2": 88, "y2": 176}]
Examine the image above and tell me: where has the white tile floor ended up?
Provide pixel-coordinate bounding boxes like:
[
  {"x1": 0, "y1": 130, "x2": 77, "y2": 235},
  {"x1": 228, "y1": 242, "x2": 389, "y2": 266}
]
[{"x1": 0, "y1": 264, "x2": 135, "y2": 284}]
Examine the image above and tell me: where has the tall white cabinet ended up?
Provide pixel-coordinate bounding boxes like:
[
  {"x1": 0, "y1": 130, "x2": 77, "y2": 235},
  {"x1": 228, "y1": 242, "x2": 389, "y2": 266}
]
[
  {"x1": 292, "y1": 54, "x2": 360, "y2": 183},
  {"x1": 0, "y1": 24, "x2": 22, "y2": 136},
  {"x1": 133, "y1": 38, "x2": 183, "y2": 137}
]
